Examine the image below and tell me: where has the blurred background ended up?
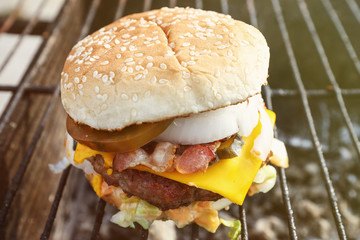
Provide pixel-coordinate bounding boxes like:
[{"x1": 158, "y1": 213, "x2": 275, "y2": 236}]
[{"x1": 0, "y1": 0, "x2": 359, "y2": 239}]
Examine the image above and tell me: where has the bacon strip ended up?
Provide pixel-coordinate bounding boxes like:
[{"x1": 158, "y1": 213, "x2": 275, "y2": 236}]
[
  {"x1": 113, "y1": 141, "x2": 221, "y2": 174},
  {"x1": 174, "y1": 145, "x2": 216, "y2": 174}
]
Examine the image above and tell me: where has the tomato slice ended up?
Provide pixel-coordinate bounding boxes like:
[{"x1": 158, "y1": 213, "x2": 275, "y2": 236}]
[{"x1": 66, "y1": 116, "x2": 173, "y2": 153}]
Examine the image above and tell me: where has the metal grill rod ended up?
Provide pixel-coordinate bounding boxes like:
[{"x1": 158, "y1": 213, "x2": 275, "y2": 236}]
[
  {"x1": 0, "y1": 0, "x2": 48, "y2": 74},
  {"x1": 90, "y1": 199, "x2": 106, "y2": 240},
  {"x1": 221, "y1": 0, "x2": 229, "y2": 15},
  {"x1": 246, "y1": 1, "x2": 298, "y2": 239},
  {"x1": 239, "y1": 205, "x2": 248, "y2": 240},
  {"x1": 38, "y1": 0, "x2": 103, "y2": 238},
  {"x1": 297, "y1": 0, "x2": 360, "y2": 159},
  {"x1": 321, "y1": 0, "x2": 360, "y2": 75},
  {"x1": 0, "y1": 0, "x2": 70, "y2": 132},
  {"x1": 115, "y1": 0, "x2": 127, "y2": 21},
  {"x1": 345, "y1": 0, "x2": 360, "y2": 24},
  {"x1": 0, "y1": 0, "x2": 26, "y2": 33},
  {"x1": 143, "y1": 0, "x2": 152, "y2": 12},
  {"x1": 0, "y1": 0, "x2": 73, "y2": 226},
  {"x1": 270, "y1": 88, "x2": 360, "y2": 97},
  {"x1": 271, "y1": 0, "x2": 347, "y2": 239},
  {"x1": 0, "y1": 85, "x2": 55, "y2": 93},
  {"x1": 40, "y1": 166, "x2": 71, "y2": 240},
  {"x1": 195, "y1": 0, "x2": 203, "y2": 9}
]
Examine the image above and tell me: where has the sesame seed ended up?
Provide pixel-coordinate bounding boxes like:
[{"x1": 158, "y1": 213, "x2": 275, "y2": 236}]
[
  {"x1": 183, "y1": 72, "x2": 190, "y2": 78},
  {"x1": 125, "y1": 58, "x2": 133, "y2": 62},
  {"x1": 78, "y1": 84, "x2": 83, "y2": 89},
  {"x1": 95, "y1": 86, "x2": 99, "y2": 93},
  {"x1": 101, "y1": 61, "x2": 109, "y2": 65},
  {"x1": 215, "y1": 41, "x2": 222, "y2": 45},
  {"x1": 90, "y1": 58, "x2": 96, "y2": 62},
  {"x1": 160, "y1": 63, "x2": 167, "y2": 70},
  {"x1": 181, "y1": 61, "x2": 187, "y2": 67},
  {"x1": 169, "y1": 42, "x2": 175, "y2": 48},
  {"x1": 143, "y1": 69, "x2": 148, "y2": 75},
  {"x1": 215, "y1": 70, "x2": 221, "y2": 77},
  {"x1": 75, "y1": 67, "x2": 80, "y2": 72},
  {"x1": 102, "y1": 75, "x2": 108, "y2": 82},
  {"x1": 123, "y1": 41, "x2": 130, "y2": 46},
  {"x1": 74, "y1": 77, "x2": 80, "y2": 83},
  {"x1": 229, "y1": 33, "x2": 234, "y2": 38},
  {"x1": 218, "y1": 45, "x2": 227, "y2": 50},
  {"x1": 115, "y1": 39, "x2": 120, "y2": 44},
  {"x1": 182, "y1": 42, "x2": 190, "y2": 47},
  {"x1": 159, "y1": 79, "x2": 168, "y2": 84},
  {"x1": 121, "y1": 66, "x2": 127, "y2": 72},
  {"x1": 121, "y1": 93, "x2": 129, "y2": 100},
  {"x1": 227, "y1": 50, "x2": 233, "y2": 57},
  {"x1": 135, "y1": 65, "x2": 144, "y2": 71},
  {"x1": 240, "y1": 40, "x2": 249, "y2": 46},
  {"x1": 104, "y1": 44, "x2": 111, "y2": 49},
  {"x1": 122, "y1": 33, "x2": 130, "y2": 39},
  {"x1": 190, "y1": 46, "x2": 195, "y2": 50},
  {"x1": 82, "y1": 76, "x2": 86, "y2": 82},
  {"x1": 151, "y1": 76, "x2": 157, "y2": 84},
  {"x1": 121, "y1": 47, "x2": 126, "y2": 51},
  {"x1": 155, "y1": 40, "x2": 161, "y2": 44},
  {"x1": 134, "y1": 74, "x2": 142, "y2": 80},
  {"x1": 146, "y1": 56, "x2": 153, "y2": 61},
  {"x1": 128, "y1": 67, "x2": 133, "y2": 73},
  {"x1": 132, "y1": 94, "x2": 138, "y2": 102},
  {"x1": 145, "y1": 90, "x2": 151, "y2": 97},
  {"x1": 79, "y1": 90, "x2": 83, "y2": 96},
  {"x1": 187, "y1": 61, "x2": 196, "y2": 65},
  {"x1": 126, "y1": 61, "x2": 135, "y2": 65},
  {"x1": 184, "y1": 86, "x2": 191, "y2": 92},
  {"x1": 129, "y1": 45, "x2": 137, "y2": 51},
  {"x1": 95, "y1": 73, "x2": 102, "y2": 79},
  {"x1": 135, "y1": 53, "x2": 143, "y2": 57}
]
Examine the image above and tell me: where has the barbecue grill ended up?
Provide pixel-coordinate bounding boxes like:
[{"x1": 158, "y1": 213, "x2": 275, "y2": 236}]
[{"x1": 0, "y1": 0, "x2": 359, "y2": 239}]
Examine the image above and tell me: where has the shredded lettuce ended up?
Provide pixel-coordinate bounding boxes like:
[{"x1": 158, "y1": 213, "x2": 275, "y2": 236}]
[
  {"x1": 220, "y1": 218, "x2": 242, "y2": 240},
  {"x1": 248, "y1": 165, "x2": 277, "y2": 196},
  {"x1": 110, "y1": 196, "x2": 162, "y2": 229}
]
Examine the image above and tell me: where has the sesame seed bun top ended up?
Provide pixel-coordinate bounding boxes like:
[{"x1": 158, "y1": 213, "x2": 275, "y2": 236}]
[{"x1": 61, "y1": 7, "x2": 270, "y2": 130}]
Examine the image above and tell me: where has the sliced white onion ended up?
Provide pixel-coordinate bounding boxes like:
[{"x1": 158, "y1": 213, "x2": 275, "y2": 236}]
[
  {"x1": 269, "y1": 138, "x2": 289, "y2": 168},
  {"x1": 251, "y1": 107, "x2": 274, "y2": 161},
  {"x1": 156, "y1": 95, "x2": 262, "y2": 145}
]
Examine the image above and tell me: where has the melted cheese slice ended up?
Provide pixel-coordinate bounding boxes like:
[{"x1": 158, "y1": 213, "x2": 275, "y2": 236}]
[{"x1": 74, "y1": 110, "x2": 276, "y2": 206}]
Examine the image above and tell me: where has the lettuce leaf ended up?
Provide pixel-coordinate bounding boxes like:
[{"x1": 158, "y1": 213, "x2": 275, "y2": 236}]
[
  {"x1": 110, "y1": 196, "x2": 162, "y2": 229},
  {"x1": 220, "y1": 218, "x2": 242, "y2": 240}
]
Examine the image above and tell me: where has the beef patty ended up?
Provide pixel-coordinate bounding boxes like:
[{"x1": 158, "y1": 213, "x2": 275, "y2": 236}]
[{"x1": 87, "y1": 155, "x2": 222, "y2": 210}]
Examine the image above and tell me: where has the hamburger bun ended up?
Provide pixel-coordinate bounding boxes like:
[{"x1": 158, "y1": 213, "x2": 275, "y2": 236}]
[{"x1": 61, "y1": 7, "x2": 269, "y2": 131}]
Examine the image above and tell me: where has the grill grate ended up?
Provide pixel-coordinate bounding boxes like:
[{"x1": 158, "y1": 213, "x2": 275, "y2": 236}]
[{"x1": 1, "y1": 0, "x2": 359, "y2": 239}]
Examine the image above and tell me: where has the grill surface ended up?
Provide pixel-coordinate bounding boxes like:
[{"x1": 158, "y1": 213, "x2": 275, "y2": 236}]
[{"x1": 0, "y1": 0, "x2": 359, "y2": 239}]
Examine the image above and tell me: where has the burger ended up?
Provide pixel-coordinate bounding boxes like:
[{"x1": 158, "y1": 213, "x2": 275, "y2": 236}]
[{"x1": 59, "y1": 7, "x2": 288, "y2": 238}]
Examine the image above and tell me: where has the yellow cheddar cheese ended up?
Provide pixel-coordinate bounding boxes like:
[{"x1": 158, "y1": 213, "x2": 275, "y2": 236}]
[{"x1": 73, "y1": 110, "x2": 276, "y2": 206}]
